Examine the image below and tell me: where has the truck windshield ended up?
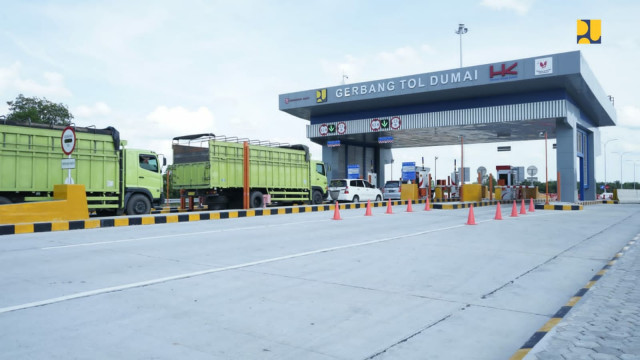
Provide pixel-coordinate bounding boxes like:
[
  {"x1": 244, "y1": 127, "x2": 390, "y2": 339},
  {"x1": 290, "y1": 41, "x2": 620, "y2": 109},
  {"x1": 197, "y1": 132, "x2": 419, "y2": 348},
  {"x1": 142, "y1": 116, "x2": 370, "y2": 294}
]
[{"x1": 140, "y1": 155, "x2": 158, "y2": 172}]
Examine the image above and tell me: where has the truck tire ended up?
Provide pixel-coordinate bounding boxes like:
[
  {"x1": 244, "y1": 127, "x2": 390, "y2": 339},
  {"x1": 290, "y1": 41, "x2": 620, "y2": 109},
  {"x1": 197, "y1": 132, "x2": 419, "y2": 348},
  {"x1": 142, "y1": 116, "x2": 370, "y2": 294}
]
[
  {"x1": 0, "y1": 196, "x2": 11, "y2": 205},
  {"x1": 250, "y1": 191, "x2": 264, "y2": 208},
  {"x1": 311, "y1": 190, "x2": 323, "y2": 205},
  {"x1": 127, "y1": 194, "x2": 151, "y2": 215}
]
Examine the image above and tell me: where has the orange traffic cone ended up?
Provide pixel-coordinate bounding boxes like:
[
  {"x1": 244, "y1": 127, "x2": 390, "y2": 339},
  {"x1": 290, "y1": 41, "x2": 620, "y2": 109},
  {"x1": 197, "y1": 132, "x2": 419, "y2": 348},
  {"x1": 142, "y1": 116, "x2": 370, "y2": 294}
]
[
  {"x1": 332, "y1": 201, "x2": 342, "y2": 220},
  {"x1": 386, "y1": 199, "x2": 393, "y2": 214},
  {"x1": 407, "y1": 199, "x2": 414, "y2": 212},
  {"x1": 528, "y1": 198, "x2": 535, "y2": 212},
  {"x1": 424, "y1": 197, "x2": 431, "y2": 211},
  {"x1": 494, "y1": 202, "x2": 503, "y2": 220},
  {"x1": 510, "y1": 201, "x2": 518, "y2": 217},
  {"x1": 365, "y1": 200, "x2": 372, "y2": 216},
  {"x1": 520, "y1": 199, "x2": 527, "y2": 215},
  {"x1": 466, "y1": 204, "x2": 476, "y2": 225}
]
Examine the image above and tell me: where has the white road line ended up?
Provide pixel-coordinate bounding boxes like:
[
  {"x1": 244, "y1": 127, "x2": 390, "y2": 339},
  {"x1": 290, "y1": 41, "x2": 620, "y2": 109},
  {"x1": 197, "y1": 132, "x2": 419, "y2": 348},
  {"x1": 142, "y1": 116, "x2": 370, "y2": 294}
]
[
  {"x1": 2, "y1": 223, "x2": 464, "y2": 315},
  {"x1": 41, "y1": 209, "x2": 559, "y2": 250},
  {"x1": 41, "y1": 219, "x2": 330, "y2": 250}
]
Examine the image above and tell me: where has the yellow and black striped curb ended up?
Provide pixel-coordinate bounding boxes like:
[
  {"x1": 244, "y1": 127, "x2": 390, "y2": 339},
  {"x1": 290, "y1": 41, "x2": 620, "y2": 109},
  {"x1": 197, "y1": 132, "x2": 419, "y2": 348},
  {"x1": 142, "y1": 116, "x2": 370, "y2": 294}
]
[
  {"x1": 534, "y1": 204, "x2": 583, "y2": 211},
  {"x1": 509, "y1": 237, "x2": 637, "y2": 360},
  {"x1": 0, "y1": 199, "x2": 586, "y2": 236},
  {"x1": 580, "y1": 199, "x2": 619, "y2": 206},
  {"x1": 0, "y1": 201, "x2": 389, "y2": 236}
]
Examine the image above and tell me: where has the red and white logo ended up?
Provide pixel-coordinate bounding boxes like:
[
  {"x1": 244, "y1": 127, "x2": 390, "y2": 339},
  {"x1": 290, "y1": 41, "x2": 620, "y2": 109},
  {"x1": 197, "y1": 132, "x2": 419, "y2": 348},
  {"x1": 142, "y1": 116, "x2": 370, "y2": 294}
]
[
  {"x1": 337, "y1": 122, "x2": 347, "y2": 134},
  {"x1": 535, "y1": 57, "x2": 553, "y2": 76}
]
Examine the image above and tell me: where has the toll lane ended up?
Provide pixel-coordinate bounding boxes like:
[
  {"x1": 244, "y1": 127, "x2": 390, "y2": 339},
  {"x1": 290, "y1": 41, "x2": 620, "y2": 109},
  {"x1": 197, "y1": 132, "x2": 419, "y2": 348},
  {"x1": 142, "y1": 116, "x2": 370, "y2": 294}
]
[{"x1": 1, "y1": 204, "x2": 638, "y2": 359}]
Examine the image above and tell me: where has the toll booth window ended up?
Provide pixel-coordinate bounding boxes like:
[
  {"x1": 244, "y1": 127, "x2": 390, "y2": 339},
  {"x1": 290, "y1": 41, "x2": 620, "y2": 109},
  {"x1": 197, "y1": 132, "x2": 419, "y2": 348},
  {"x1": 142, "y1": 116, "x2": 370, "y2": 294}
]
[
  {"x1": 140, "y1": 155, "x2": 158, "y2": 172},
  {"x1": 316, "y1": 163, "x2": 325, "y2": 176}
]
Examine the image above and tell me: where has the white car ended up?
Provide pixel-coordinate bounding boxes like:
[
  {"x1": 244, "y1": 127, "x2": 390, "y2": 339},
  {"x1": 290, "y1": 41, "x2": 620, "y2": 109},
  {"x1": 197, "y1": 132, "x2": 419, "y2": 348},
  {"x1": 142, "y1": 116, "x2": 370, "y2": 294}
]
[
  {"x1": 328, "y1": 179, "x2": 383, "y2": 203},
  {"x1": 598, "y1": 192, "x2": 613, "y2": 199}
]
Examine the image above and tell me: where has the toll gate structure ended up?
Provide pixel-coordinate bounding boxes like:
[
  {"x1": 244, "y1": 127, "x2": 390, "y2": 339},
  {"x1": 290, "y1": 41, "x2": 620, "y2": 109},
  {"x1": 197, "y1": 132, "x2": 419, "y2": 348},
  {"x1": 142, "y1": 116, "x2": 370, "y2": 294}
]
[{"x1": 279, "y1": 51, "x2": 616, "y2": 202}]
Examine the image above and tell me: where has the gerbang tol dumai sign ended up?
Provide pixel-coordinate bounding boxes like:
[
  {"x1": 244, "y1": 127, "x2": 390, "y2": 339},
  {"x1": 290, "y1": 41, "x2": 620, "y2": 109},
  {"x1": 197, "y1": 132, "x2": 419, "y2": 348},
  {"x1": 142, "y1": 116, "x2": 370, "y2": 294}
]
[{"x1": 334, "y1": 69, "x2": 479, "y2": 99}]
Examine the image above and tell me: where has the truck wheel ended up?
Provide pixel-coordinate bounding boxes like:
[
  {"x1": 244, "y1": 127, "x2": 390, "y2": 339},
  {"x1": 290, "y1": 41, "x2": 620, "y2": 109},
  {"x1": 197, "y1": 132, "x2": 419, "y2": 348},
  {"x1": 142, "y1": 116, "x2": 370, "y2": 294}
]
[
  {"x1": 312, "y1": 190, "x2": 323, "y2": 205},
  {"x1": 250, "y1": 191, "x2": 264, "y2": 208},
  {"x1": 127, "y1": 194, "x2": 151, "y2": 215},
  {"x1": 0, "y1": 196, "x2": 11, "y2": 205}
]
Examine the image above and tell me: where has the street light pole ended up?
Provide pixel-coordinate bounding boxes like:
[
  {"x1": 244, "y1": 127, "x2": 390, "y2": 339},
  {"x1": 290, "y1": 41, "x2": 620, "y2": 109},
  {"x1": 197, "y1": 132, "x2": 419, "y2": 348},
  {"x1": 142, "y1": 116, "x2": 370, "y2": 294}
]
[
  {"x1": 455, "y1": 24, "x2": 468, "y2": 68},
  {"x1": 434, "y1": 156, "x2": 438, "y2": 184},
  {"x1": 604, "y1": 138, "x2": 619, "y2": 191},
  {"x1": 620, "y1": 152, "x2": 630, "y2": 189},
  {"x1": 626, "y1": 160, "x2": 638, "y2": 190}
]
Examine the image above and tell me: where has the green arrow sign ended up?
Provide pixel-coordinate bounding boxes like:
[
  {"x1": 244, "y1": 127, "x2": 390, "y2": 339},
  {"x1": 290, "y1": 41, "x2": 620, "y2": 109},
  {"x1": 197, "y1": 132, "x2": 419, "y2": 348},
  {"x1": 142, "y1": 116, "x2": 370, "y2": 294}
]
[
  {"x1": 328, "y1": 124, "x2": 336, "y2": 133},
  {"x1": 380, "y1": 119, "x2": 389, "y2": 129}
]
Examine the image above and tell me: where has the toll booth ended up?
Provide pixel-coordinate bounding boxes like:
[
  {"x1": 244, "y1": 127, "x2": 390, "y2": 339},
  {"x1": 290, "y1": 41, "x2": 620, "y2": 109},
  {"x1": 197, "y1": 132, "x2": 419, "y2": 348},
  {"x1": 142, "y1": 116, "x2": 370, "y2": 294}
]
[
  {"x1": 281, "y1": 51, "x2": 616, "y2": 203},
  {"x1": 496, "y1": 165, "x2": 525, "y2": 186},
  {"x1": 496, "y1": 165, "x2": 526, "y2": 200}
]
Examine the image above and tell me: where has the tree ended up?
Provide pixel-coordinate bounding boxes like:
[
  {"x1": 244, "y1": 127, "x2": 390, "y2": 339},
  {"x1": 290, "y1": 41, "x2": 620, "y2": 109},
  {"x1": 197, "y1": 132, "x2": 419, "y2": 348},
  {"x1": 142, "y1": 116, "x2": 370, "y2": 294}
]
[{"x1": 5, "y1": 94, "x2": 73, "y2": 125}]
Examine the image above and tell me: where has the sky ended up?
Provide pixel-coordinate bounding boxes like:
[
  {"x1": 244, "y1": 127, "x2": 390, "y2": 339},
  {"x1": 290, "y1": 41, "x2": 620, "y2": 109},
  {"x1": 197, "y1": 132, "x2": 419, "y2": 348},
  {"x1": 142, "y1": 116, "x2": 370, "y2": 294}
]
[{"x1": 1, "y1": 0, "x2": 639, "y2": 184}]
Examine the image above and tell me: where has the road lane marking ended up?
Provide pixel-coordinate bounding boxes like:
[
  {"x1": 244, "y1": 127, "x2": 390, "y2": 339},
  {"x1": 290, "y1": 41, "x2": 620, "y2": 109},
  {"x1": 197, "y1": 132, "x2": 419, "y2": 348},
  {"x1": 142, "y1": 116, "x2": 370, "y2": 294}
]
[
  {"x1": 3, "y1": 224, "x2": 466, "y2": 315},
  {"x1": 41, "y1": 219, "x2": 331, "y2": 250}
]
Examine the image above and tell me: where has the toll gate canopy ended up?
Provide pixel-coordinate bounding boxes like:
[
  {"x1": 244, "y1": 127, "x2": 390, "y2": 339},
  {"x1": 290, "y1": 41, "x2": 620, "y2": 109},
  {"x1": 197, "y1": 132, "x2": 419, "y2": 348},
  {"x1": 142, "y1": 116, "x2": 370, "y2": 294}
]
[{"x1": 279, "y1": 51, "x2": 616, "y2": 202}]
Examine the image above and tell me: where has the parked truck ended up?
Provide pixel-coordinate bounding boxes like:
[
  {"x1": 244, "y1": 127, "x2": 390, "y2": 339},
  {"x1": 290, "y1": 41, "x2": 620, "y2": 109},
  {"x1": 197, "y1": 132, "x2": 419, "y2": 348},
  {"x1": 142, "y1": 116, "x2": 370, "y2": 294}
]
[
  {"x1": 169, "y1": 134, "x2": 327, "y2": 209},
  {"x1": 0, "y1": 121, "x2": 165, "y2": 215}
]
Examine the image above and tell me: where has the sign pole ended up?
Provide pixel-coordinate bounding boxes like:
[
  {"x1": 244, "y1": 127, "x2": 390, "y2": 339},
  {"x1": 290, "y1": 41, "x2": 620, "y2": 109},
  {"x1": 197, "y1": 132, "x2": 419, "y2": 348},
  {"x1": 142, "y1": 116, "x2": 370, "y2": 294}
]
[
  {"x1": 67, "y1": 154, "x2": 72, "y2": 184},
  {"x1": 61, "y1": 126, "x2": 77, "y2": 184}
]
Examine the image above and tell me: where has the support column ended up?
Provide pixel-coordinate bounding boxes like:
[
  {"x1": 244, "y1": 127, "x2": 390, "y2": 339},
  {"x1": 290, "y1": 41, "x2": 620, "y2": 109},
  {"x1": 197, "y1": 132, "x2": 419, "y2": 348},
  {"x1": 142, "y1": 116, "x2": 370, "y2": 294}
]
[
  {"x1": 322, "y1": 144, "x2": 347, "y2": 180},
  {"x1": 378, "y1": 147, "x2": 393, "y2": 188},
  {"x1": 585, "y1": 130, "x2": 596, "y2": 200},
  {"x1": 556, "y1": 117, "x2": 577, "y2": 203}
]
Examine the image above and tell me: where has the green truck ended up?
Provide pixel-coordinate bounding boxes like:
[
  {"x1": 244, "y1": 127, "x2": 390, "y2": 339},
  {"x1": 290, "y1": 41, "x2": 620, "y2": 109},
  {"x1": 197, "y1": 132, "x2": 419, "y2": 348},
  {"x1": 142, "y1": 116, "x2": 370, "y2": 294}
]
[
  {"x1": 0, "y1": 121, "x2": 165, "y2": 215},
  {"x1": 169, "y1": 134, "x2": 327, "y2": 209}
]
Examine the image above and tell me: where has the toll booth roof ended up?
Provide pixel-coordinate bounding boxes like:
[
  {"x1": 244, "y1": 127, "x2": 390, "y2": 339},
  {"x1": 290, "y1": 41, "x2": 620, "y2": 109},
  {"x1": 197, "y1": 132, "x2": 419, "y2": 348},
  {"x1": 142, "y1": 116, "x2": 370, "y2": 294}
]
[{"x1": 279, "y1": 51, "x2": 615, "y2": 138}]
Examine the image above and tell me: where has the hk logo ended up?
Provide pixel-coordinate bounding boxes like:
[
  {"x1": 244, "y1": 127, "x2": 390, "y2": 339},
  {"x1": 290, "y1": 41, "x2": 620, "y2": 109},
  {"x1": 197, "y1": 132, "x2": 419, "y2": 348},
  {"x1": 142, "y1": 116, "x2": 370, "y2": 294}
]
[
  {"x1": 577, "y1": 19, "x2": 601, "y2": 44},
  {"x1": 490, "y1": 62, "x2": 518, "y2": 78}
]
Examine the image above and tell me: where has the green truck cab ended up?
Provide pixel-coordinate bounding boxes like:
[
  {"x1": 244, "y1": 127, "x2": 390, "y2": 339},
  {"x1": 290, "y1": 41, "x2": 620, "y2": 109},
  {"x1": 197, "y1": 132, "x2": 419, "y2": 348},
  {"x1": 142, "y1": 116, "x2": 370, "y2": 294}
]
[
  {"x1": 0, "y1": 122, "x2": 164, "y2": 215},
  {"x1": 169, "y1": 134, "x2": 327, "y2": 209}
]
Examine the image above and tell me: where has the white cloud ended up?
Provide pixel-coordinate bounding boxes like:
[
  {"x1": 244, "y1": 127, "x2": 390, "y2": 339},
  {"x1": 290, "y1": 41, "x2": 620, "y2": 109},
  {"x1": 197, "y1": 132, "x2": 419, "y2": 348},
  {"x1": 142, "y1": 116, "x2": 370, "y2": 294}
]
[
  {"x1": 74, "y1": 102, "x2": 112, "y2": 118},
  {"x1": 322, "y1": 44, "x2": 444, "y2": 85},
  {"x1": 146, "y1": 106, "x2": 216, "y2": 137},
  {"x1": 618, "y1": 105, "x2": 640, "y2": 129},
  {"x1": 0, "y1": 62, "x2": 71, "y2": 99},
  {"x1": 480, "y1": 0, "x2": 534, "y2": 15}
]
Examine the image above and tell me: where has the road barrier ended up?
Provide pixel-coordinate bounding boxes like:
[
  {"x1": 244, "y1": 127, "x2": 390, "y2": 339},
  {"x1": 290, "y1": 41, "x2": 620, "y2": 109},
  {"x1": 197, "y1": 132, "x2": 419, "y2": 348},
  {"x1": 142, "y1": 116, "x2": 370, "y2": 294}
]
[
  {"x1": 616, "y1": 189, "x2": 640, "y2": 203},
  {"x1": 0, "y1": 185, "x2": 89, "y2": 225}
]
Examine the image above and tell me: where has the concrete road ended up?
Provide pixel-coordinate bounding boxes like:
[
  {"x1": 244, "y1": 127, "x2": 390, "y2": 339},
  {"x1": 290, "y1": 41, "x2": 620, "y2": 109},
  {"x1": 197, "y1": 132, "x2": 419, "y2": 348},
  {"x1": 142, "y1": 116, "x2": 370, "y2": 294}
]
[{"x1": 1, "y1": 204, "x2": 638, "y2": 359}]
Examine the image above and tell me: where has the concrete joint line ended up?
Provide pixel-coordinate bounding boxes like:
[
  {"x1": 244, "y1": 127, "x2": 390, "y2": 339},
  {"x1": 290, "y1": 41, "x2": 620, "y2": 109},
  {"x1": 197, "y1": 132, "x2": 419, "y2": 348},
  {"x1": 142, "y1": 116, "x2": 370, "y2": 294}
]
[{"x1": 1, "y1": 223, "x2": 466, "y2": 315}]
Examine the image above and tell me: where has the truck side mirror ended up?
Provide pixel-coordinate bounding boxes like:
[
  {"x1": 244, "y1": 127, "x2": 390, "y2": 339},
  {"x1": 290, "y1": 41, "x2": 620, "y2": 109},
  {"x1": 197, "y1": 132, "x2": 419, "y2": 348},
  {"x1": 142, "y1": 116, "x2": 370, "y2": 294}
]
[{"x1": 163, "y1": 157, "x2": 167, "y2": 166}]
